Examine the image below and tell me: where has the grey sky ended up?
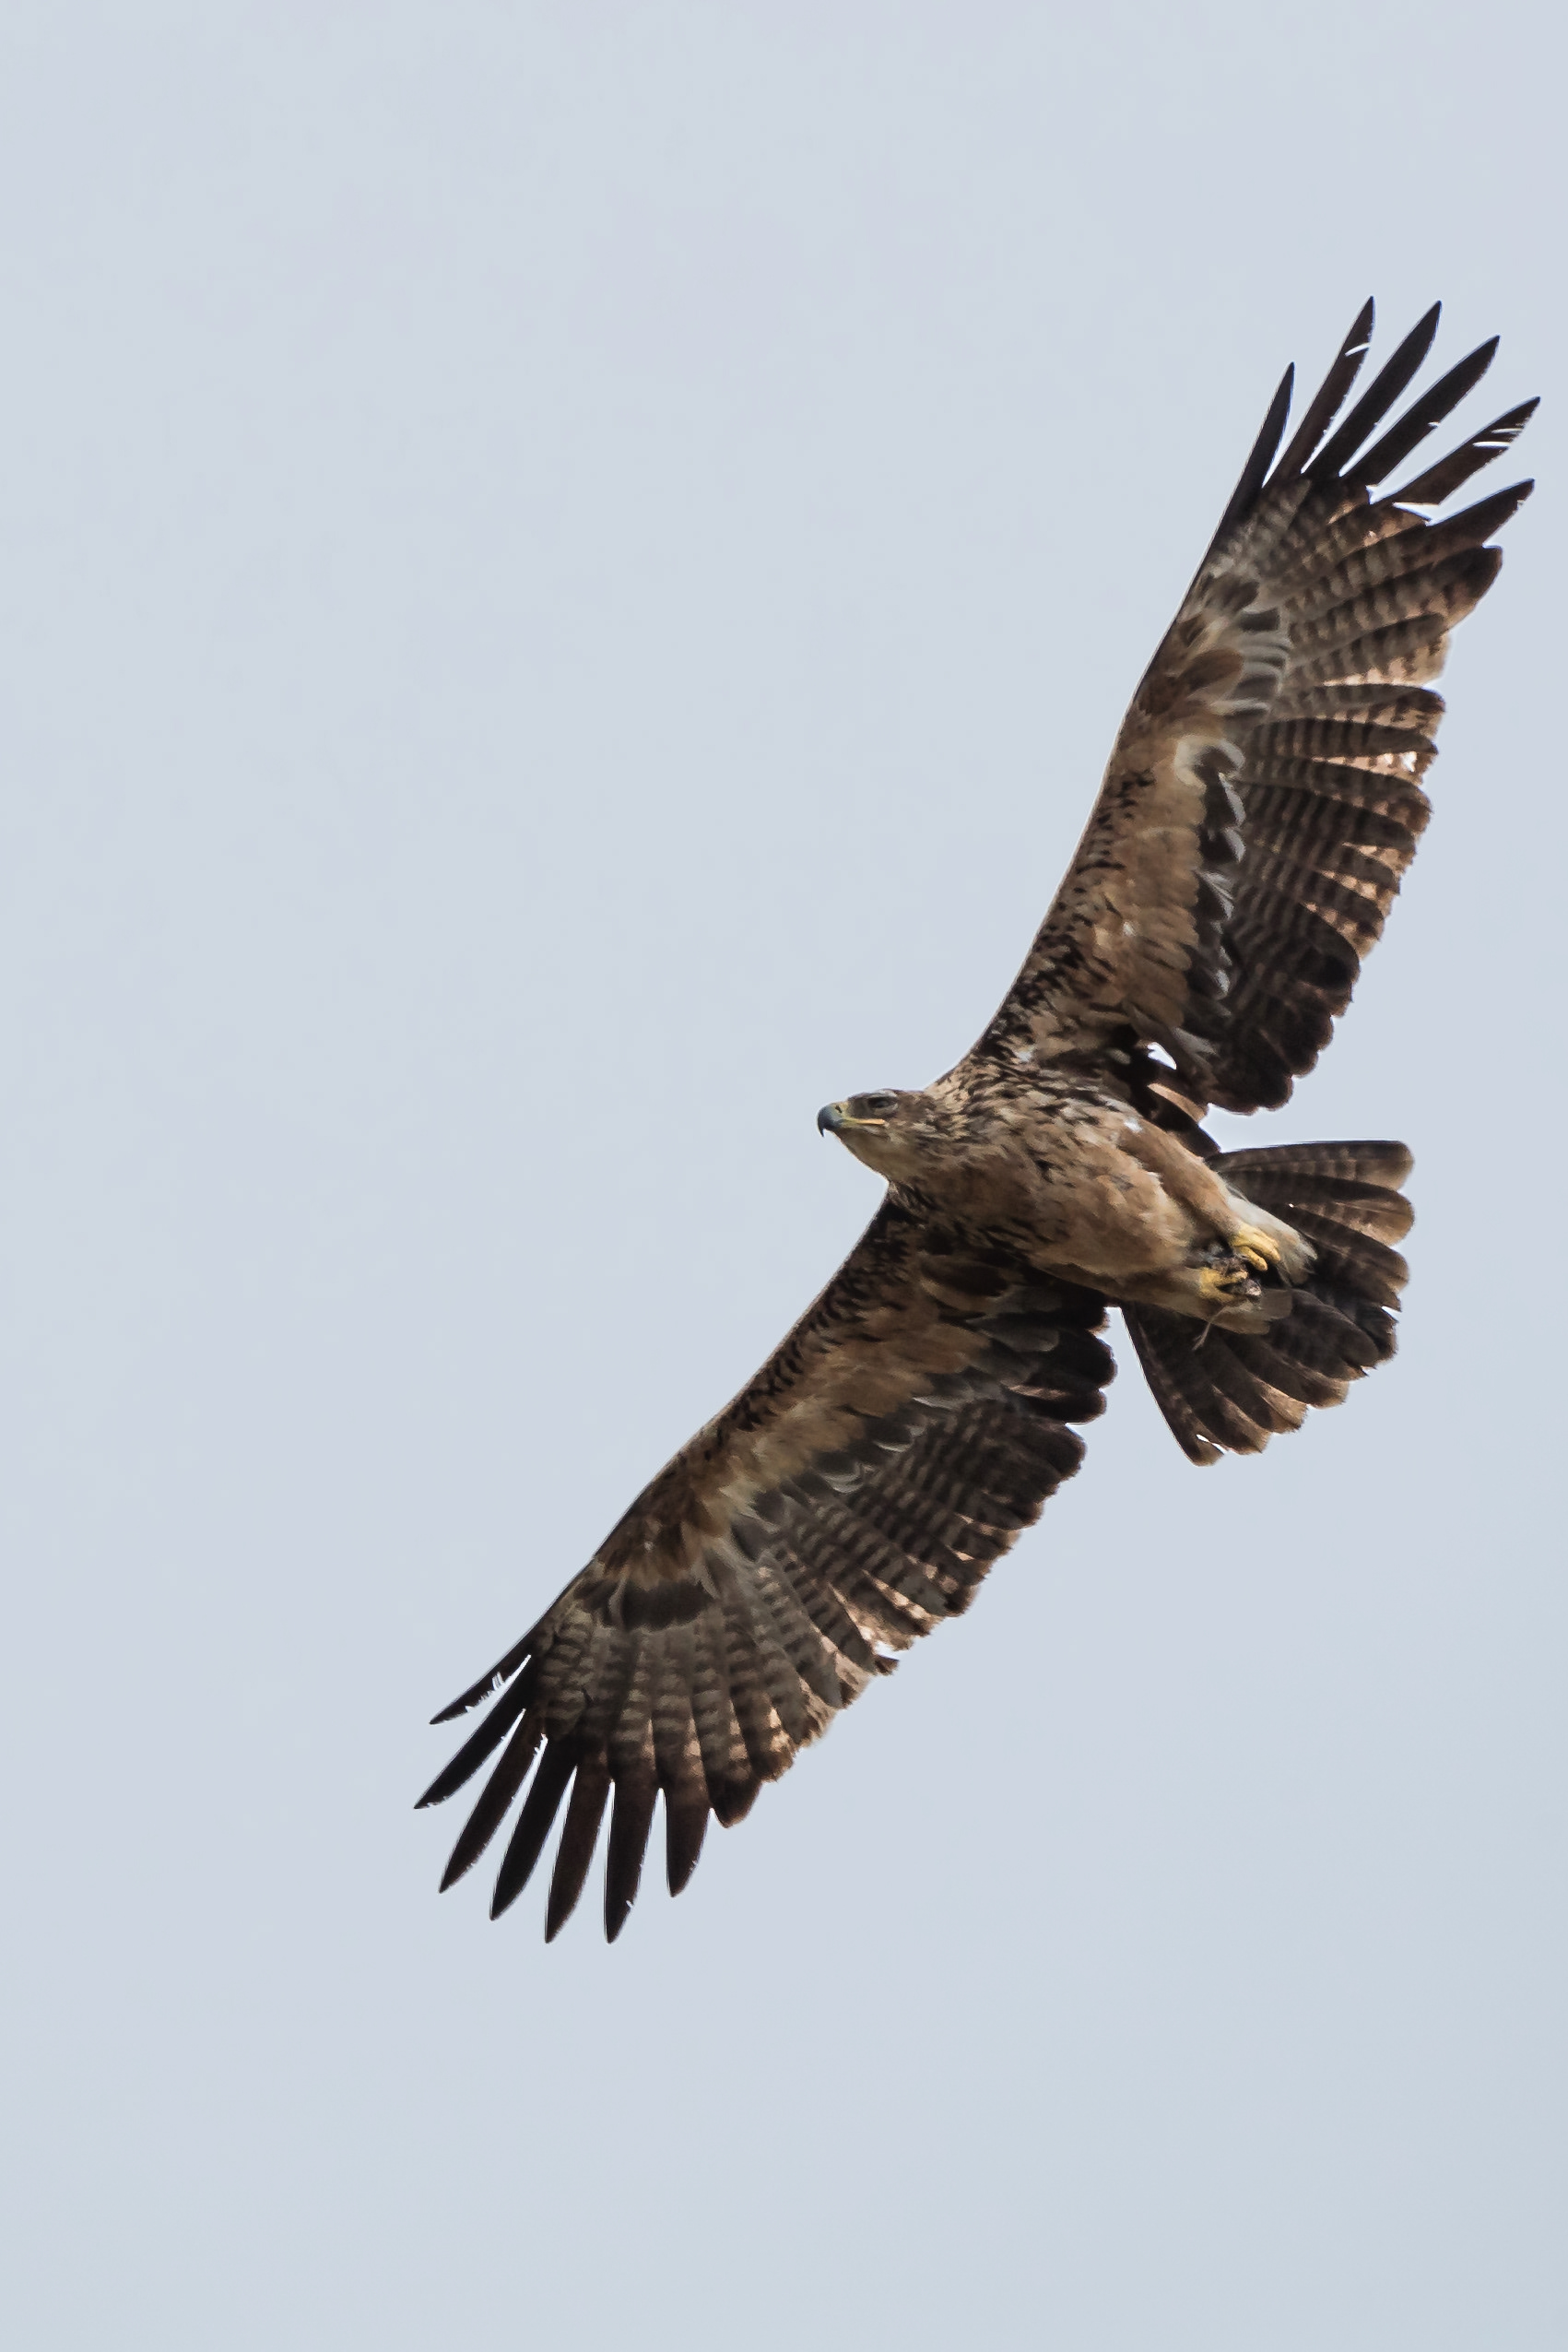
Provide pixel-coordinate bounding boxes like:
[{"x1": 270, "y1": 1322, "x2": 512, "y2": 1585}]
[{"x1": 2, "y1": 5, "x2": 1562, "y2": 2346}]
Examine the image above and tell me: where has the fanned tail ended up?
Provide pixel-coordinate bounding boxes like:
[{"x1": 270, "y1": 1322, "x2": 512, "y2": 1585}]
[{"x1": 1125, "y1": 1141, "x2": 1412, "y2": 1464}]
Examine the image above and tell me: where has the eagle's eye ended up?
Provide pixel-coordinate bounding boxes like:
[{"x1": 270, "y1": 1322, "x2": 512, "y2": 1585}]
[{"x1": 858, "y1": 1092, "x2": 900, "y2": 1117}]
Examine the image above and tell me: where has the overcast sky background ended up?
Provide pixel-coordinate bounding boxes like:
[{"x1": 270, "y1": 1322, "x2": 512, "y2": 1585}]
[{"x1": 1, "y1": 5, "x2": 1562, "y2": 2347}]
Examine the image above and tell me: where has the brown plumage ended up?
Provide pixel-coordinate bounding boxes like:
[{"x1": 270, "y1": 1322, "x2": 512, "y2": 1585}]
[{"x1": 419, "y1": 301, "x2": 1533, "y2": 1940}]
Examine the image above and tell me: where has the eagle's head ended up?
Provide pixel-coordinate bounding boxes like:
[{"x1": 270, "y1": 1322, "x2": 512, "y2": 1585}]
[{"x1": 816, "y1": 1089, "x2": 952, "y2": 1184}]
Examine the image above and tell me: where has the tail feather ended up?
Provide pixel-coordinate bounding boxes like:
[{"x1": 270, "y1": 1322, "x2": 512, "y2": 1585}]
[
  {"x1": 1126, "y1": 1140, "x2": 1411, "y2": 1465},
  {"x1": 1211, "y1": 1137, "x2": 1411, "y2": 1196},
  {"x1": 1279, "y1": 1207, "x2": 1408, "y2": 1307}
]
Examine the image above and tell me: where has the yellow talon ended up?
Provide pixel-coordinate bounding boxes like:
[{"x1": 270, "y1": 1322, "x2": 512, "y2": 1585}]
[
  {"x1": 1230, "y1": 1223, "x2": 1283, "y2": 1276},
  {"x1": 1197, "y1": 1263, "x2": 1256, "y2": 1305}
]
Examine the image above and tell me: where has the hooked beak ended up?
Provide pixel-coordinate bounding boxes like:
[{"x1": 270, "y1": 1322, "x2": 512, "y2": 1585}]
[{"x1": 817, "y1": 1101, "x2": 889, "y2": 1139}]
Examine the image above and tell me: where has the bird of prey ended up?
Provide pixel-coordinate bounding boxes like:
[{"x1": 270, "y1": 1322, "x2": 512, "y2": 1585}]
[{"x1": 419, "y1": 301, "x2": 1533, "y2": 1943}]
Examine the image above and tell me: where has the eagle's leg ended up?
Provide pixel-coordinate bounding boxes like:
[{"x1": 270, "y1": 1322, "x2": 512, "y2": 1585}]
[{"x1": 1115, "y1": 1118, "x2": 1315, "y2": 1285}]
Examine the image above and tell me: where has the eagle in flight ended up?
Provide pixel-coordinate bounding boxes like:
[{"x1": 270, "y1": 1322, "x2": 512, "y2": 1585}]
[{"x1": 420, "y1": 301, "x2": 1534, "y2": 1942}]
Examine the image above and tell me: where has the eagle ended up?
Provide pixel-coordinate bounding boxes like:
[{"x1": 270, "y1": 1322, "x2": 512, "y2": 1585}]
[{"x1": 419, "y1": 301, "x2": 1534, "y2": 1942}]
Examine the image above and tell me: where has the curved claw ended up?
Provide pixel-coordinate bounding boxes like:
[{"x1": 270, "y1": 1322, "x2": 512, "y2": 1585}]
[
  {"x1": 1230, "y1": 1223, "x2": 1286, "y2": 1279},
  {"x1": 1197, "y1": 1261, "x2": 1261, "y2": 1306}
]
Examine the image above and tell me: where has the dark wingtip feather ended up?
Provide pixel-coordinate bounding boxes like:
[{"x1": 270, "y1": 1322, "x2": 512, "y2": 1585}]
[
  {"x1": 489, "y1": 1741, "x2": 576, "y2": 1918},
  {"x1": 430, "y1": 1635, "x2": 533, "y2": 1723},
  {"x1": 438, "y1": 1712, "x2": 545, "y2": 1890},
  {"x1": 603, "y1": 1769, "x2": 657, "y2": 1942},
  {"x1": 1395, "y1": 397, "x2": 1539, "y2": 508},
  {"x1": 1308, "y1": 301, "x2": 1444, "y2": 482},
  {"x1": 417, "y1": 1666, "x2": 536, "y2": 1809},
  {"x1": 1269, "y1": 298, "x2": 1376, "y2": 484},
  {"x1": 1420, "y1": 479, "x2": 1535, "y2": 561},
  {"x1": 1205, "y1": 363, "x2": 1295, "y2": 556},
  {"x1": 543, "y1": 1752, "x2": 612, "y2": 1942},
  {"x1": 1351, "y1": 335, "x2": 1501, "y2": 488},
  {"x1": 665, "y1": 1794, "x2": 710, "y2": 1897},
  {"x1": 711, "y1": 1774, "x2": 761, "y2": 1828}
]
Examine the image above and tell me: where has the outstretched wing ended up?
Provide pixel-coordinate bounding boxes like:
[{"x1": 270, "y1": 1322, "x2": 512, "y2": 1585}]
[
  {"x1": 972, "y1": 301, "x2": 1535, "y2": 1112},
  {"x1": 419, "y1": 1202, "x2": 1112, "y2": 1941}
]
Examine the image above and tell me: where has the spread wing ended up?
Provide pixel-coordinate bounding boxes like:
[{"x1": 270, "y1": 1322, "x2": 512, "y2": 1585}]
[
  {"x1": 972, "y1": 300, "x2": 1535, "y2": 1112},
  {"x1": 419, "y1": 1203, "x2": 1112, "y2": 1941}
]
